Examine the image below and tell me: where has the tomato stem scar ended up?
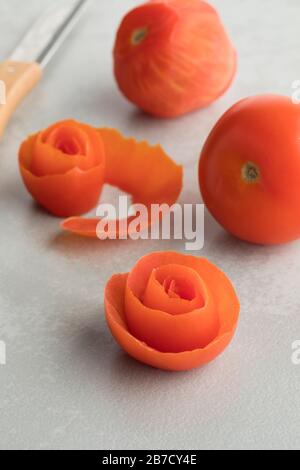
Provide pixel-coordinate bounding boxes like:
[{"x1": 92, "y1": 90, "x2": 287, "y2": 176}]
[
  {"x1": 131, "y1": 27, "x2": 148, "y2": 45},
  {"x1": 241, "y1": 161, "x2": 260, "y2": 183}
]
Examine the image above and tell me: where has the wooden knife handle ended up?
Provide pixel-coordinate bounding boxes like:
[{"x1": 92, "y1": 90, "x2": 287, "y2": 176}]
[{"x1": 0, "y1": 61, "x2": 42, "y2": 139}]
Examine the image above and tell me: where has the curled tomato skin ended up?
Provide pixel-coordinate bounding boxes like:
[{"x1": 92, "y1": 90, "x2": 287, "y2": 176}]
[
  {"x1": 61, "y1": 128, "x2": 183, "y2": 238},
  {"x1": 113, "y1": 0, "x2": 236, "y2": 118},
  {"x1": 19, "y1": 120, "x2": 105, "y2": 217},
  {"x1": 105, "y1": 251, "x2": 240, "y2": 371},
  {"x1": 199, "y1": 95, "x2": 300, "y2": 245}
]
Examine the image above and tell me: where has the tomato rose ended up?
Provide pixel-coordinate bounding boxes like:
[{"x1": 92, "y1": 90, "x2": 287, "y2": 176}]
[
  {"x1": 113, "y1": 0, "x2": 237, "y2": 118},
  {"x1": 19, "y1": 120, "x2": 105, "y2": 217},
  {"x1": 199, "y1": 95, "x2": 300, "y2": 245},
  {"x1": 105, "y1": 251, "x2": 240, "y2": 371}
]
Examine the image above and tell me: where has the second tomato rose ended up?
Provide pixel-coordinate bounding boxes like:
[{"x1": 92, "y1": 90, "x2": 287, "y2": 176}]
[{"x1": 105, "y1": 251, "x2": 240, "y2": 371}]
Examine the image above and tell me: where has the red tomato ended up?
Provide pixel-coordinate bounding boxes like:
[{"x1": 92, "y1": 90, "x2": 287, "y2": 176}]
[{"x1": 199, "y1": 95, "x2": 300, "y2": 245}]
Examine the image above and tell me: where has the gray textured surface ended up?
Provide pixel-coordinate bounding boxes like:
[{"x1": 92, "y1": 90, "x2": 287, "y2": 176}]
[{"x1": 1, "y1": 0, "x2": 300, "y2": 451}]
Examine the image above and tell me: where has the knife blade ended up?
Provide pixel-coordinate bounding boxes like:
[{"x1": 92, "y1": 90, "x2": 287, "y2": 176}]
[
  {"x1": 0, "y1": 0, "x2": 90, "y2": 139},
  {"x1": 9, "y1": 0, "x2": 90, "y2": 67}
]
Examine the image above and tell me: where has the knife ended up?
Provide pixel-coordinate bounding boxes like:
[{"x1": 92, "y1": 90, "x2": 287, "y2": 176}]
[{"x1": 0, "y1": 0, "x2": 90, "y2": 139}]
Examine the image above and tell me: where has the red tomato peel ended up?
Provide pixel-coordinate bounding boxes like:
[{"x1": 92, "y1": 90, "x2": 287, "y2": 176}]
[
  {"x1": 105, "y1": 251, "x2": 240, "y2": 371},
  {"x1": 62, "y1": 128, "x2": 183, "y2": 238},
  {"x1": 114, "y1": 0, "x2": 237, "y2": 118}
]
